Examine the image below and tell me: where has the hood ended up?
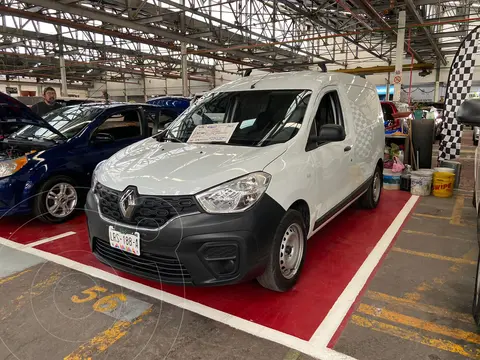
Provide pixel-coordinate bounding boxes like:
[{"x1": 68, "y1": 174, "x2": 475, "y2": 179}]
[
  {"x1": 0, "y1": 92, "x2": 66, "y2": 140},
  {"x1": 97, "y1": 138, "x2": 287, "y2": 195}
]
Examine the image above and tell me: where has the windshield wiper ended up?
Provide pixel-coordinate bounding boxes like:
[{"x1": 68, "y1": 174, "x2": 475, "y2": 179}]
[{"x1": 155, "y1": 129, "x2": 184, "y2": 143}]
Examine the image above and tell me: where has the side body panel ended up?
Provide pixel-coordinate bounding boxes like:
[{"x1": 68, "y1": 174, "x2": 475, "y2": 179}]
[
  {"x1": 343, "y1": 81, "x2": 385, "y2": 187},
  {"x1": 264, "y1": 76, "x2": 384, "y2": 238}
]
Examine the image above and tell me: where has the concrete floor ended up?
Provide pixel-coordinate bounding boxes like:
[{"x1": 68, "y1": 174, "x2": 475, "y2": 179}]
[
  {"x1": 0, "y1": 131, "x2": 478, "y2": 360},
  {"x1": 0, "y1": 255, "x2": 317, "y2": 360}
]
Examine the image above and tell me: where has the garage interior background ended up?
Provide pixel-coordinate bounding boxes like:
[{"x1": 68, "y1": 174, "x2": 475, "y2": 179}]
[{"x1": 0, "y1": 0, "x2": 479, "y2": 103}]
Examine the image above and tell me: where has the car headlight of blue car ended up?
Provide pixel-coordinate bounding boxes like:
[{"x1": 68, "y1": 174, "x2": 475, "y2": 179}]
[{"x1": 0, "y1": 156, "x2": 28, "y2": 178}]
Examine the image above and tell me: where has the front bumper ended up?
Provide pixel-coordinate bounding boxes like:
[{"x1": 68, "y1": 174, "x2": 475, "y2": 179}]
[
  {"x1": 0, "y1": 176, "x2": 31, "y2": 216},
  {"x1": 85, "y1": 187, "x2": 286, "y2": 286}
]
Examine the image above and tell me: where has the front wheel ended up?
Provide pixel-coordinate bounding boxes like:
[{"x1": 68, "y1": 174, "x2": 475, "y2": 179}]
[
  {"x1": 257, "y1": 209, "x2": 307, "y2": 292},
  {"x1": 33, "y1": 175, "x2": 80, "y2": 223},
  {"x1": 359, "y1": 165, "x2": 382, "y2": 209}
]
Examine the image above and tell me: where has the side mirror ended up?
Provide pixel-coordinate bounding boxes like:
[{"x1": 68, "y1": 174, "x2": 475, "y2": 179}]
[
  {"x1": 310, "y1": 124, "x2": 346, "y2": 143},
  {"x1": 457, "y1": 98, "x2": 480, "y2": 127},
  {"x1": 92, "y1": 132, "x2": 114, "y2": 144}
]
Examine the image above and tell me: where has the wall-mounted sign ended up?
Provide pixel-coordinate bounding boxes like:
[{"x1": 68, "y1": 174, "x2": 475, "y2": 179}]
[{"x1": 6, "y1": 87, "x2": 18, "y2": 94}]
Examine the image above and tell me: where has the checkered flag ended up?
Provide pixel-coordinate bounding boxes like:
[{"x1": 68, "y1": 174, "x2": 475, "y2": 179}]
[{"x1": 438, "y1": 26, "x2": 480, "y2": 162}]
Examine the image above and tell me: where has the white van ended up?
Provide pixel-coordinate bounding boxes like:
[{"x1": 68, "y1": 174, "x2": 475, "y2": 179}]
[{"x1": 85, "y1": 71, "x2": 385, "y2": 292}]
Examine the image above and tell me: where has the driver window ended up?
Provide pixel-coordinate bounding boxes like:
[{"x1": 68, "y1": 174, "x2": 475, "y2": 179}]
[
  {"x1": 306, "y1": 90, "x2": 344, "y2": 151},
  {"x1": 313, "y1": 91, "x2": 344, "y2": 134},
  {"x1": 94, "y1": 109, "x2": 142, "y2": 141}
]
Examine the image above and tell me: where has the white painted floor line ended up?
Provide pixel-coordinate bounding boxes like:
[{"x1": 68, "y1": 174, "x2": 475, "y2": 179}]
[
  {"x1": 24, "y1": 231, "x2": 76, "y2": 248},
  {"x1": 0, "y1": 236, "x2": 357, "y2": 360},
  {"x1": 308, "y1": 195, "x2": 420, "y2": 348}
]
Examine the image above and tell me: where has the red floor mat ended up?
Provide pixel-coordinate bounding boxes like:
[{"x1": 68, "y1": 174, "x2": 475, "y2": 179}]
[{"x1": 5, "y1": 190, "x2": 412, "y2": 340}]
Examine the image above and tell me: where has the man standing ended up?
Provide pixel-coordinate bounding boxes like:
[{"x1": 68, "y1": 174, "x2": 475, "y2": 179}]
[{"x1": 31, "y1": 87, "x2": 63, "y2": 116}]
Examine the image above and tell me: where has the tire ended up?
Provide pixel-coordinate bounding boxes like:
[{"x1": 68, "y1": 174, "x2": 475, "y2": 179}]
[
  {"x1": 474, "y1": 211, "x2": 480, "y2": 327},
  {"x1": 257, "y1": 209, "x2": 307, "y2": 292},
  {"x1": 33, "y1": 175, "x2": 80, "y2": 224},
  {"x1": 359, "y1": 164, "x2": 382, "y2": 209},
  {"x1": 473, "y1": 252, "x2": 480, "y2": 327},
  {"x1": 474, "y1": 140, "x2": 478, "y2": 147}
]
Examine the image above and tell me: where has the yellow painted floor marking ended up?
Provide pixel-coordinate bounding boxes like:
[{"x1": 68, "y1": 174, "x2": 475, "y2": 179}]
[
  {"x1": 351, "y1": 315, "x2": 480, "y2": 359},
  {"x1": 452, "y1": 195, "x2": 465, "y2": 225},
  {"x1": 412, "y1": 213, "x2": 451, "y2": 220},
  {"x1": 365, "y1": 291, "x2": 473, "y2": 324},
  {"x1": 358, "y1": 303, "x2": 480, "y2": 345},
  {"x1": 283, "y1": 349, "x2": 301, "y2": 360},
  {"x1": 401, "y1": 229, "x2": 475, "y2": 243},
  {"x1": 0, "y1": 271, "x2": 61, "y2": 321},
  {"x1": 391, "y1": 247, "x2": 477, "y2": 265},
  {"x1": 401, "y1": 248, "x2": 476, "y2": 304},
  {"x1": 64, "y1": 307, "x2": 152, "y2": 360},
  {"x1": 0, "y1": 269, "x2": 31, "y2": 285}
]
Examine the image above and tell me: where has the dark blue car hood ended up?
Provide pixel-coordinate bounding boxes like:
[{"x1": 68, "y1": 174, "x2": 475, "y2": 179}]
[{"x1": 0, "y1": 91, "x2": 66, "y2": 139}]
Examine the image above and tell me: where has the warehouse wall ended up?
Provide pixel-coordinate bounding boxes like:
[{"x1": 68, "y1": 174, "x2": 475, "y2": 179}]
[
  {"x1": 0, "y1": 82, "x2": 87, "y2": 97},
  {"x1": 87, "y1": 70, "x2": 239, "y2": 101}
]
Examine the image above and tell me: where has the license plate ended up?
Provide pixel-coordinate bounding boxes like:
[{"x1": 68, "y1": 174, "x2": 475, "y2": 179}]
[{"x1": 108, "y1": 226, "x2": 141, "y2": 256}]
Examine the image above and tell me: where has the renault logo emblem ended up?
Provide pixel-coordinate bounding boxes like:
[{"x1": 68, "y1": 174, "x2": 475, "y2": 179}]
[{"x1": 119, "y1": 187, "x2": 138, "y2": 219}]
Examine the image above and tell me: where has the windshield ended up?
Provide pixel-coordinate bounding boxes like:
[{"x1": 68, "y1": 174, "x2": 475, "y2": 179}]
[
  {"x1": 9, "y1": 105, "x2": 103, "y2": 141},
  {"x1": 163, "y1": 89, "x2": 312, "y2": 146}
]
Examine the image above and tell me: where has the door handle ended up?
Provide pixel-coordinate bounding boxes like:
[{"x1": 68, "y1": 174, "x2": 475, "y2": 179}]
[{"x1": 344, "y1": 145, "x2": 352, "y2": 152}]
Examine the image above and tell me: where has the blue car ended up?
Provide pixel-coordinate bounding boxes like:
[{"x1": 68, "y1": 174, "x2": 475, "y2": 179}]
[
  {"x1": 146, "y1": 96, "x2": 190, "y2": 114},
  {"x1": 0, "y1": 92, "x2": 179, "y2": 223}
]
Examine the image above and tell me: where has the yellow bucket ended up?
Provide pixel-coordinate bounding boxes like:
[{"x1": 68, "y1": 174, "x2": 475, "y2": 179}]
[{"x1": 432, "y1": 171, "x2": 455, "y2": 198}]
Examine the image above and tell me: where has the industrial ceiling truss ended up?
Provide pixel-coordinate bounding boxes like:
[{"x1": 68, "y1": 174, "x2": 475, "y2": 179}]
[{"x1": 0, "y1": 0, "x2": 479, "y2": 86}]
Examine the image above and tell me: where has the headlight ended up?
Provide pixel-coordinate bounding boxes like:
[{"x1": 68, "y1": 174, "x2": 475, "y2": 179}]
[
  {"x1": 91, "y1": 160, "x2": 106, "y2": 190},
  {"x1": 0, "y1": 156, "x2": 28, "y2": 178},
  {"x1": 196, "y1": 172, "x2": 271, "y2": 214}
]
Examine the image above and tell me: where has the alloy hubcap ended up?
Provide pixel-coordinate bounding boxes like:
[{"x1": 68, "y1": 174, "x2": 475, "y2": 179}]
[
  {"x1": 373, "y1": 172, "x2": 381, "y2": 203},
  {"x1": 46, "y1": 183, "x2": 78, "y2": 218},
  {"x1": 279, "y1": 223, "x2": 304, "y2": 279}
]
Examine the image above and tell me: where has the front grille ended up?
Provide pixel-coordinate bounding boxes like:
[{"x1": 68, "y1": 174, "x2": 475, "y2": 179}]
[
  {"x1": 93, "y1": 237, "x2": 191, "y2": 283},
  {"x1": 95, "y1": 183, "x2": 200, "y2": 228}
]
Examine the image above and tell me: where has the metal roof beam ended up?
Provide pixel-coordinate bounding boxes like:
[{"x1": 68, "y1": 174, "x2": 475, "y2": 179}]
[
  {"x1": 0, "y1": 5, "x2": 265, "y2": 70},
  {"x1": 0, "y1": 25, "x2": 213, "y2": 71},
  {"x1": 349, "y1": 0, "x2": 425, "y2": 63},
  {"x1": 404, "y1": 0, "x2": 447, "y2": 65},
  {"x1": 274, "y1": 0, "x2": 389, "y2": 62},
  {"x1": 18, "y1": 0, "x2": 273, "y2": 65}
]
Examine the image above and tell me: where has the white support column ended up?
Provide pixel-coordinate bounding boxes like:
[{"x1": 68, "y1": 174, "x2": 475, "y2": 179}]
[
  {"x1": 181, "y1": 0, "x2": 188, "y2": 97},
  {"x1": 123, "y1": 77, "x2": 128, "y2": 102},
  {"x1": 59, "y1": 54, "x2": 68, "y2": 97},
  {"x1": 434, "y1": 60, "x2": 440, "y2": 102},
  {"x1": 181, "y1": 44, "x2": 188, "y2": 97},
  {"x1": 393, "y1": 10, "x2": 406, "y2": 102},
  {"x1": 142, "y1": 74, "x2": 147, "y2": 102}
]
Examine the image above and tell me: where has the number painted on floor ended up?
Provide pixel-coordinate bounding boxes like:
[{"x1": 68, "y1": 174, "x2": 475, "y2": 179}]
[
  {"x1": 93, "y1": 293, "x2": 127, "y2": 313},
  {"x1": 71, "y1": 285, "x2": 108, "y2": 303}
]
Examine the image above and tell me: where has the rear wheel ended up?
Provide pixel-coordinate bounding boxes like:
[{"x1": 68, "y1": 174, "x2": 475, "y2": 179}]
[
  {"x1": 33, "y1": 175, "x2": 79, "y2": 223},
  {"x1": 359, "y1": 165, "x2": 382, "y2": 209},
  {"x1": 257, "y1": 209, "x2": 307, "y2": 292}
]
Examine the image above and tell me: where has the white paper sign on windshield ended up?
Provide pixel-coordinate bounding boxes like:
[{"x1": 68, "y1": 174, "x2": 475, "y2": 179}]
[{"x1": 187, "y1": 123, "x2": 239, "y2": 143}]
